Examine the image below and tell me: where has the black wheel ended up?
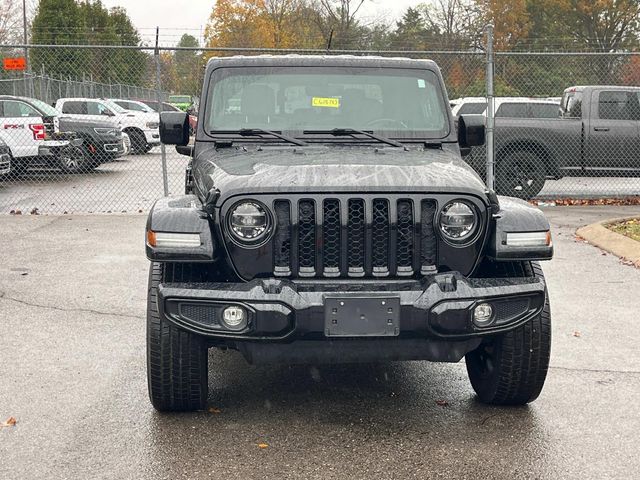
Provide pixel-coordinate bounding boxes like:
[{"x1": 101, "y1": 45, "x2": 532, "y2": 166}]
[
  {"x1": 128, "y1": 129, "x2": 149, "y2": 155},
  {"x1": 58, "y1": 145, "x2": 92, "y2": 173},
  {"x1": 147, "y1": 262, "x2": 208, "y2": 412},
  {"x1": 496, "y1": 151, "x2": 546, "y2": 200},
  {"x1": 466, "y1": 261, "x2": 551, "y2": 405}
]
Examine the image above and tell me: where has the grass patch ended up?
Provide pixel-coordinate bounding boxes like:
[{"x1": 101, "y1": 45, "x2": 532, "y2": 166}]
[{"x1": 608, "y1": 218, "x2": 640, "y2": 242}]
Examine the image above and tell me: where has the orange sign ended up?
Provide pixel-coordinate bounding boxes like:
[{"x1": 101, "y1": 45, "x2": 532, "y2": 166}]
[{"x1": 3, "y1": 57, "x2": 27, "y2": 71}]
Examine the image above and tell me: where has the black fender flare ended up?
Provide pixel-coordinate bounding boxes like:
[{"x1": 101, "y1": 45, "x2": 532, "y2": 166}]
[
  {"x1": 487, "y1": 196, "x2": 553, "y2": 261},
  {"x1": 146, "y1": 195, "x2": 216, "y2": 262}
]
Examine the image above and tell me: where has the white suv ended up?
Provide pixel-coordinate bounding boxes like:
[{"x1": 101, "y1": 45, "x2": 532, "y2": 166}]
[{"x1": 55, "y1": 98, "x2": 160, "y2": 154}]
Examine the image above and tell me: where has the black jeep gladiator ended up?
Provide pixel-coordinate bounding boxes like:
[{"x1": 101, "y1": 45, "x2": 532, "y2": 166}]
[{"x1": 147, "y1": 55, "x2": 553, "y2": 412}]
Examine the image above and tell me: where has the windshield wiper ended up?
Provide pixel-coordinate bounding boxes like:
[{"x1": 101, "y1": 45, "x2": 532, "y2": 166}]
[
  {"x1": 216, "y1": 128, "x2": 309, "y2": 146},
  {"x1": 304, "y1": 128, "x2": 406, "y2": 148}
]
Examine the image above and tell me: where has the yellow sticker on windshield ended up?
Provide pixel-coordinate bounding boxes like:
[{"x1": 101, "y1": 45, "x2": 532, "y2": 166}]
[{"x1": 312, "y1": 97, "x2": 340, "y2": 108}]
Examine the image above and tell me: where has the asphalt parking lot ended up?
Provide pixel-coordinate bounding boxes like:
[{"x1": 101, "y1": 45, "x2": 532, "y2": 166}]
[
  {"x1": 1, "y1": 205, "x2": 639, "y2": 479},
  {"x1": 0, "y1": 150, "x2": 639, "y2": 214}
]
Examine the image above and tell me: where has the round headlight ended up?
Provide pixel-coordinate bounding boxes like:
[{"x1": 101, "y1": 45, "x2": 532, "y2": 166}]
[
  {"x1": 439, "y1": 201, "x2": 477, "y2": 242},
  {"x1": 229, "y1": 201, "x2": 270, "y2": 243}
]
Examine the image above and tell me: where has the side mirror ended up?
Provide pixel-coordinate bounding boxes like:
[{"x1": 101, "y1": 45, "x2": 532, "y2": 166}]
[
  {"x1": 102, "y1": 110, "x2": 115, "y2": 117},
  {"x1": 160, "y1": 111, "x2": 189, "y2": 146},
  {"x1": 458, "y1": 114, "x2": 485, "y2": 148}
]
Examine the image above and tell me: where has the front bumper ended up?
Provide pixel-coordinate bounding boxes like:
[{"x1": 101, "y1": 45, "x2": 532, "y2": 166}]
[
  {"x1": 156, "y1": 272, "x2": 546, "y2": 363},
  {"x1": 144, "y1": 129, "x2": 161, "y2": 145}
]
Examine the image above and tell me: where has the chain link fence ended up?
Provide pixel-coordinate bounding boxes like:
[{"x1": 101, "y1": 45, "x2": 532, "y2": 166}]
[{"x1": 0, "y1": 42, "x2": 638, "y2": 214}]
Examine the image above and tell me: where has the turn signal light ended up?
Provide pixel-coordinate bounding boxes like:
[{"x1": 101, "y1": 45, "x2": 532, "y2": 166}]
[{"x1": 146, "y1": 230, "x2": 201, "y2": 248}]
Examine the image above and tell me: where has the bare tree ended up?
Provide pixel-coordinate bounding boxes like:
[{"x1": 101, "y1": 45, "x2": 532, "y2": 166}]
[
  {"x1": 420, "y1": 0, "x2": 483, "y2": 49},
  {"x1": 312, "y1": 0, "x2": 368, "y2": 48},
  {"x1": 0, "y1": 0, "x2": 22, "y2": 44}
]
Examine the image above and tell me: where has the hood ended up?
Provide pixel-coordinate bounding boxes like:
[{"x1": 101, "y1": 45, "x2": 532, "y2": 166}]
[
  {"x1": 58, "y1": 116, "x2": 119, "y2": 130},
  {"x1": 192, "y1": 145, "x2": 488, "y2": 204}
]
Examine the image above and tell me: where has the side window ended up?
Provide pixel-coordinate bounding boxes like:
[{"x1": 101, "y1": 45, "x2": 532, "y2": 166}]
[
  {"x1": 87, "y1": 101, "x2": 107, "y2": 115},
  {"x1": 457, "y1": 102, "x2": 487, "y2": 115},
  {"x1": 530, "y1": 103, "x2": 560, "y2": 118},
  {"x1": 3, "y1": 101, "x2": 40, "y2": 117},
  {"x1": 495, "y1": 103, "x2": 528, "y2": 118},
  {"x1": 598, "y1": 91, "x2": 639, "y2": 120},
  {"x1": 62, "y1": 101, "x2": 87, "y2": 114}
]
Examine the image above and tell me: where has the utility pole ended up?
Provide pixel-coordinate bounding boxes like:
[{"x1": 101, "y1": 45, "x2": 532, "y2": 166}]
[{"x1": 23, "y1": 0, "x2": 30, "y2": 96}]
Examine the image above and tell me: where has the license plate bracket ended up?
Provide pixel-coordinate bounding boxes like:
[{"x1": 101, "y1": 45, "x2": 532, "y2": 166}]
[{"x1": 324, "y1": 296, "x2": 400, "y2": 337}]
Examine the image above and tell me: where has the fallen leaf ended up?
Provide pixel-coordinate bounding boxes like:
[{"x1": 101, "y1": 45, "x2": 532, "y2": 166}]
[
  {"x1": 257, "y1": 443, "x2": 269, "y2": 449},
  {"x1": 208, "y1": 407, "x2": 221, "y2": 414},
  {"x1": 30, "y1": 208, "x2": 39, "y2": 215},
  {"x1": 0, "y1": 417, "x2": 17, "y2": 427},
  {"x1": 435, "y1": 400, "x2": 449, "y2": 407},
  {"x1": 573, "y1": 331, "x2": 581, "y2": 338}
]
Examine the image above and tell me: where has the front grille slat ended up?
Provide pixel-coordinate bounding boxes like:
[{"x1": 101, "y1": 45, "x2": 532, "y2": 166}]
[
  {"x1": 347, "y1": 199, "x2": 366, "y2": 277},
  {"x1": 298, "y1": 200, "x2": 316, "y2": 277},
  {"x1": 271, "y1": 196, "x2": 442, "y2": 279},
  {"x1": 273, "y1": 200, "x2": 292, "y2": 277},
  {"x1": 322, "y1": 199, "x2": 341, "y2": 277},
  {"x1": 420, "y1": 200, "x2": 438, "y2": 274},
  {"x1": 372, "y1": 199, "x2": 390, "y2": 277},
  {"x1": 396, "y1": 200, "x2": 414, "y2": 276}
]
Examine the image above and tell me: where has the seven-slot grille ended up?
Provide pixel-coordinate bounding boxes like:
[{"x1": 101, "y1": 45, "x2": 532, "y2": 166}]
[{"x1": 273, "y1": 197, "x2": 438, "y2": 278}]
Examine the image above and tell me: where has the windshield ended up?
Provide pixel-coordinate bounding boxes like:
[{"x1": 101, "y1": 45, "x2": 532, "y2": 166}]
[
  {"x1": 103, "y1": 100, "x2": 128, "y2": 114},
  {"x1": 205, "y1": 66, "x2": 449, "y2": 139},
  {"x1": 28, "y1": 98, "x2": 60, "y2": 117},
  {"x1": 170, "y1": 96, "x2": 191, "y2": 103}
]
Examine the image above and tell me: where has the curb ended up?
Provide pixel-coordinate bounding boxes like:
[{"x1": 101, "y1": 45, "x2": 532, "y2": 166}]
[{"x1": 576, "y1": 216, "x2": 640, "y2": 268}]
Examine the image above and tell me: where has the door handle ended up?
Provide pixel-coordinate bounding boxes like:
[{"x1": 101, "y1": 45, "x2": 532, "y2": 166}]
[{"x1": 593, "y1": 127, "x2": 610, "y2": 132}]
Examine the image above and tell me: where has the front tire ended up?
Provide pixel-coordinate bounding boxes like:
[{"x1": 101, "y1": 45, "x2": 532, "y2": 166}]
[
  {"x1": 128, "y1": 129, "x2": 149, "y2": 155},
  {"x1": 496, "y1": 151, "x2": 546, "y2": 200},
  {"x1": 147, "y1": 262, "x2": 208, "y2": 412},
  {"x1": 466, "y1": 262, "x2": 551, "y2": 405}
]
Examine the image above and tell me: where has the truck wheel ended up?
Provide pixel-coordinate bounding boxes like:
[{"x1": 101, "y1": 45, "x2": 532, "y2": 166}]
[
  {"x1": 465, "y1": 262, "x2": 551, "y2": 405},
  {"x1": 128, "y1": 130, "x2": 148, "y2": 155},
  {"x1": 58, "y1": 145, "x2": 91, "y2": 173},
  {"x1": 496, "y1": 151, "x2": 546, "y2": 200},
  {"x1": 147, "y1": 262, "x2": 208, "y2": 412}
]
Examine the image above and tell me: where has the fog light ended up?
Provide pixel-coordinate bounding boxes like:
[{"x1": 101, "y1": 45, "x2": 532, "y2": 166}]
[
  {"x1": 222, "y1": 306, "x2": 247, "y2": 330},
  {"x1": 473, "y1": 303, "x2": 494, "y2": 327}
]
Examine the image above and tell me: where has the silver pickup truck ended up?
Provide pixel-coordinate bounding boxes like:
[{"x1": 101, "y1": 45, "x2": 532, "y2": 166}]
[{"x1": 466, "y1": 85, "x2": 640, "y2": 199}]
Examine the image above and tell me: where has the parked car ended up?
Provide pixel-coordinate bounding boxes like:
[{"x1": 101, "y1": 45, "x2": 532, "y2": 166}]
[
  {"x1": 0, "y1": 139, "x2": 11, "y2": 176},
  {"x1": 54, "y1": 98, "x2": 160, "y2": 155},
  {"x1": 146, "y1": 55, "x2": 554, "y2": 412},
  {"x1": 452, "y1": 97, "x2": 560, "y2": 118},
  {"x1": 140, "y1": 99, "x2": 197, "y2": 135},
  {"x1": 15, "y1": 96, "x2": 127, "y2": 172},
  {"x1": 466, "y1": 85, "x2": 640, "y2": 199},
  {"x1": 0, "y1": 95, "x2": 75, "y2": 175}
]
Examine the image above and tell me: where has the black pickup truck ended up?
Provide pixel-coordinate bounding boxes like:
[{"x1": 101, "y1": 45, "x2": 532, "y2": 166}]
[
  {"x1": 467, "y1": 85, "x2": 640, "y2": 199},
  {"x1": 147, "y1": 55, "x2": 554, "y2": 412}
]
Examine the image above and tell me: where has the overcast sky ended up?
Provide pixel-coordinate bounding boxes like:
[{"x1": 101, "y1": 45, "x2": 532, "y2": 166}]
[{"x1": 100, "y1": 0, "x2": 423, "y2": 45}]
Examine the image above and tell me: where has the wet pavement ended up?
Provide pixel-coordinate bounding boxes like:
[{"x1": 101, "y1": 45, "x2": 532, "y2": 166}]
[{"x1": 1, "y1": 206, "x2": 639, "y2": 479}]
